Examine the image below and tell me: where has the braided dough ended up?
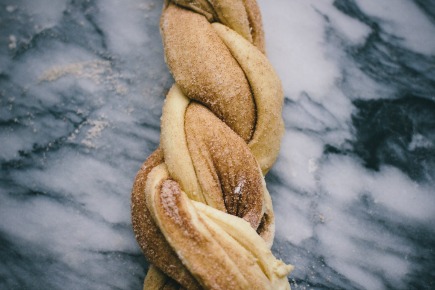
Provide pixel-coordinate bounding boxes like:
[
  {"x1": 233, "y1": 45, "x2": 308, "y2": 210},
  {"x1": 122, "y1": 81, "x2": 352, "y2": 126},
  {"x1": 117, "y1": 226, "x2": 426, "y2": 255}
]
[{"x1": 131, "y1": 1, "x2": 294, "y2": 289}]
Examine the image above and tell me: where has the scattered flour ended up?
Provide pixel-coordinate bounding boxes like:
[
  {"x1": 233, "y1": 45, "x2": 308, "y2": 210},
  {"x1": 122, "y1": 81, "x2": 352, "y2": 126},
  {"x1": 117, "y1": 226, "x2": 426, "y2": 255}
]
[{"x1": 39, "y1": 60, "x2": 127, "y2": 94}]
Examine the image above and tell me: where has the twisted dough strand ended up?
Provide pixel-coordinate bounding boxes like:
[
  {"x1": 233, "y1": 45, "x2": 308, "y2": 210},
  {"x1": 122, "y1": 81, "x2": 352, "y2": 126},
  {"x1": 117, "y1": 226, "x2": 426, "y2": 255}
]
[{"x1": 131, "y1": 1, "x2": 293, "y2": 289}]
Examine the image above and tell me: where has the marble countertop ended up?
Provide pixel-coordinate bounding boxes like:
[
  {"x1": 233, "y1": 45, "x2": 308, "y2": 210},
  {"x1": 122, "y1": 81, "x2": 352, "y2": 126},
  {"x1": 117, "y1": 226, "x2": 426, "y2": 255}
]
[{"x1": 1, "y1": 0, "x2": 434, "y2": 289}]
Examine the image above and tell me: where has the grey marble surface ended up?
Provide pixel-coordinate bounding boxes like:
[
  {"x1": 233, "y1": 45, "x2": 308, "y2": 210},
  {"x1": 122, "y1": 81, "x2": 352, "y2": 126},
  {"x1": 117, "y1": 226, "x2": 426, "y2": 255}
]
[{"x1": 1, "y1": 0, "x2": 434, "y2": 289}]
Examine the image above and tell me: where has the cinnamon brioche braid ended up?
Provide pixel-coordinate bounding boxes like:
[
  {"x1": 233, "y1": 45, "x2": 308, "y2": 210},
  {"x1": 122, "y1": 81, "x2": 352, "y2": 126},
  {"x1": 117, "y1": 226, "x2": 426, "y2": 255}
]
[{"x1": 131, "y1": 1, "x2": 294, "y2": 289}]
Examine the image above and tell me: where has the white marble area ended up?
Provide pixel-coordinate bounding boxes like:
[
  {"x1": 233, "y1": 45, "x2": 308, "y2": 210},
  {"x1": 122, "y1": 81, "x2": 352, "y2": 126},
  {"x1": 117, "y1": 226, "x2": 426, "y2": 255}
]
[{"x1": 0, "y1": 0, "x2": 434, "y2": 289}]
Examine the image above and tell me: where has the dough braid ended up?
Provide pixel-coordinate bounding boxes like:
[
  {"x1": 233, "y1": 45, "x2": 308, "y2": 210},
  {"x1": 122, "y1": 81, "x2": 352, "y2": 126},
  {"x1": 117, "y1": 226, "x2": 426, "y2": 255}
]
[{"x1": 131, "y1": 1, "x2": 294, "y2": 289}]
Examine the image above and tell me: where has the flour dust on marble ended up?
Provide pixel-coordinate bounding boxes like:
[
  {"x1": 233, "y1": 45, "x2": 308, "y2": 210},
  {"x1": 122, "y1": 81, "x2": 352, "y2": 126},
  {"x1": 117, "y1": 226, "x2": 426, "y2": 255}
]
[{"x1": 1, "y1": 0, "x2": 169, "y2": 289}]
